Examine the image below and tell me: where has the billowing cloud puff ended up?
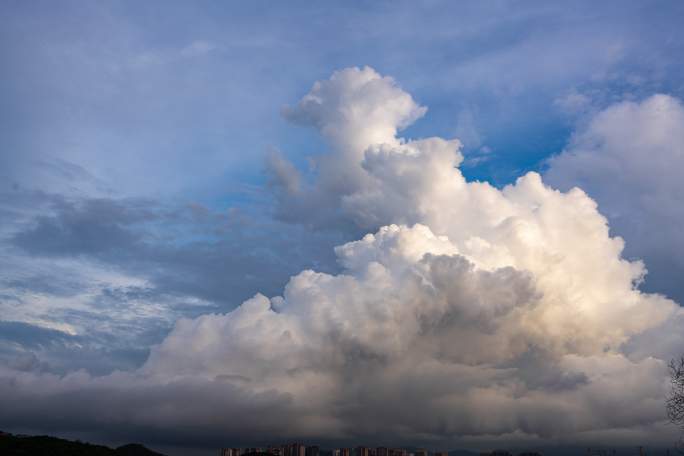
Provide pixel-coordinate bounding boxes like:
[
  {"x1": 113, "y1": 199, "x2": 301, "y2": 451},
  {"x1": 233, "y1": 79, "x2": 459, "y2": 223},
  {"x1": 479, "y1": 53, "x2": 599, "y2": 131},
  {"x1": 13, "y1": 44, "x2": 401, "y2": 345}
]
[
  {"x1": 545, "y1": 94, "x2": 684, "y2": 303},
  {"x1": 1, "y1": 68, "x2": 682, "y2": 449},
  {"x1": 270, "y1": 67, "x2": 429, "y2": 229},
  {"x1": 283, "y1": 66, "x2": 427, "y2": 157}
]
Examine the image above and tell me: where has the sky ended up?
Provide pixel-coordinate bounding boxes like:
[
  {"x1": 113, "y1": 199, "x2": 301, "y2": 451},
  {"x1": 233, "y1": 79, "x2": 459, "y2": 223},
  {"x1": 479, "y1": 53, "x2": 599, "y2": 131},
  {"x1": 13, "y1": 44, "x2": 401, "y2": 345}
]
[{"x1": 1, "y1": 1, "x2": 684, "y2": 454}]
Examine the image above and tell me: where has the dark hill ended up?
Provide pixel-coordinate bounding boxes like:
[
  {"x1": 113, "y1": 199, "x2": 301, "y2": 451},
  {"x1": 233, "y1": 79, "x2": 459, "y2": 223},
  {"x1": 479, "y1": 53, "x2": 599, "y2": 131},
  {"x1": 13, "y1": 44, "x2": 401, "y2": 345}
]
[
  {"x1": 115, "y1": 443, "x2": 165, "y2": 456},
  {"x1": 0, "y1": 431, "x2": 165, "y2": 456}
]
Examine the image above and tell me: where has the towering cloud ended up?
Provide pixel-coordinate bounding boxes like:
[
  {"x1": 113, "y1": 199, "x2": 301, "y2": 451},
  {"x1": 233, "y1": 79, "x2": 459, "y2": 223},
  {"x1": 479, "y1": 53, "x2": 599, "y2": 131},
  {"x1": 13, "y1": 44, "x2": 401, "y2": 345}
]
[
  {"x1": 269, "y1": 67, "x2": 428, "y2": 230},
  {"x1": 1, "y1": 67, "x2": 682, "y2": 449}
]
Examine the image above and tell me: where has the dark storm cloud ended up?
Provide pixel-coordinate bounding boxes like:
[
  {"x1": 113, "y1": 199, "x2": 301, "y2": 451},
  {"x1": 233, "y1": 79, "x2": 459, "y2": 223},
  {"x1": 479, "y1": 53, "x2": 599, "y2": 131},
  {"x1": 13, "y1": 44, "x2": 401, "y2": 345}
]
[
  {"x1": 11, "y1": 197, "x2": 152, "y2": 257},
  {"x1": 9, "y1": 192, "x2": 343, "y2": 308},
  {"x1": 0, "y1": 372, "x2": 297, "y2": 450},
  {"x1": 0, "y1": 319, "x2": 151, "y2": 375}
]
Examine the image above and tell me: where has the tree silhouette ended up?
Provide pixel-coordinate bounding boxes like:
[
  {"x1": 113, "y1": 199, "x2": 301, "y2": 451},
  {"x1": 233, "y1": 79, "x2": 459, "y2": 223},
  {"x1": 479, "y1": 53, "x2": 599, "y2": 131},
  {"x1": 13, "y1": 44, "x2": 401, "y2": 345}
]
[{"x1": 667, "y1": 357, "x2": 684, "y2": 452}]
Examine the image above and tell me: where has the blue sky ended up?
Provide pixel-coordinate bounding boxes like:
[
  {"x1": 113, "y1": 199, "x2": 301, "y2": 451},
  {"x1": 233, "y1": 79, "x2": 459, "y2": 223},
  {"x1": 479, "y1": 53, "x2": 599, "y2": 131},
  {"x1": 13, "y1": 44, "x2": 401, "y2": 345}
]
[
  {"x1": 2, "y1": 1, "x2": 684, "y2": 453},
  {"x1": 4, "y1": 0, "x2": 683, "y2": 197}
]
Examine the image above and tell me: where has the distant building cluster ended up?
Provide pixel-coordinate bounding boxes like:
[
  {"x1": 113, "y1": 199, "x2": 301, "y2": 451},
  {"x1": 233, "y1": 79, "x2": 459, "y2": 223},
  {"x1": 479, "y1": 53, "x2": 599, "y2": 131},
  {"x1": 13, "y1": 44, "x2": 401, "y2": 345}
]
[
  {"x1": 332, "y1": 446, "x2": 428, "y2": 456},
  {"x1": 219, "y1": 445, "x2": 545, "y2": 456},
  {"x1": 220, "y1": 445, "x2": 433, "y2": 456},
  {"x1": 221, "y1": 443, "x2": 319, "y2": 456}
]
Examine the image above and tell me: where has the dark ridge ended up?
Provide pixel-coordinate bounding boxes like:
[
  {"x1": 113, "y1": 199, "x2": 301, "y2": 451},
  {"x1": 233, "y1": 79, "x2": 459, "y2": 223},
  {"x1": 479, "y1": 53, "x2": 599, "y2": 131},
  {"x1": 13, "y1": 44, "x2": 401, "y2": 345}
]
[
  {"x1": 115, "y1": 443, "x2": 166, "y2": 456},
  {"x1": 0, "y1": 431, "x2": 165, "y2": 456}
]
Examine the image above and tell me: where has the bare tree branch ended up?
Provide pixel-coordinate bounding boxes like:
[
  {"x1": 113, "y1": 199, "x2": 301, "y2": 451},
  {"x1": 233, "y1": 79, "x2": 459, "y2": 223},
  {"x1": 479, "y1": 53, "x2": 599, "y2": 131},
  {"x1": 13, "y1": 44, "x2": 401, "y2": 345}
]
[{"x1": 667, "y1": 357, "x2": 684, "y2": 453}]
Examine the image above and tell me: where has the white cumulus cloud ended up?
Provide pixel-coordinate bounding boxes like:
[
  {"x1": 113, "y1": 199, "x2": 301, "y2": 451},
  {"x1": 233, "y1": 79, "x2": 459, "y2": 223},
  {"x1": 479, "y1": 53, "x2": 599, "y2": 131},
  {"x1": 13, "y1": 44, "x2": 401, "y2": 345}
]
[
  {"x1": 545, "y1": 94, "x2": 684, "y2": 303},
  {"x1": 1, "y1": 68, "x2": 683, "y2": 450}
]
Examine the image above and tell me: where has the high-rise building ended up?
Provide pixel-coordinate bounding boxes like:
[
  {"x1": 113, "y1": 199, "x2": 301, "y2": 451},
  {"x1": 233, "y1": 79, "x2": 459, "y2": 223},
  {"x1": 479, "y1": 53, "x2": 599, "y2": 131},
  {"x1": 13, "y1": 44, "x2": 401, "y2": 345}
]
[
  {"x1": 356, "y1": 447, "x2": 370, "y2": 456},
  {"x1": 376, "y1": 447, "x2": 388, "y2": 456},
  {"x1": 285, "y1": 443, "x2": 306, "y2": 456},
  {"x1": 414, "y1": 449, "x2": 428, "y2": 456},
  {"x1": 220, "y1": 449, "x2": 241, "y2": 456},
  {"x1": 306, "y1": 445, "x2": 320, "y2": 456}
]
